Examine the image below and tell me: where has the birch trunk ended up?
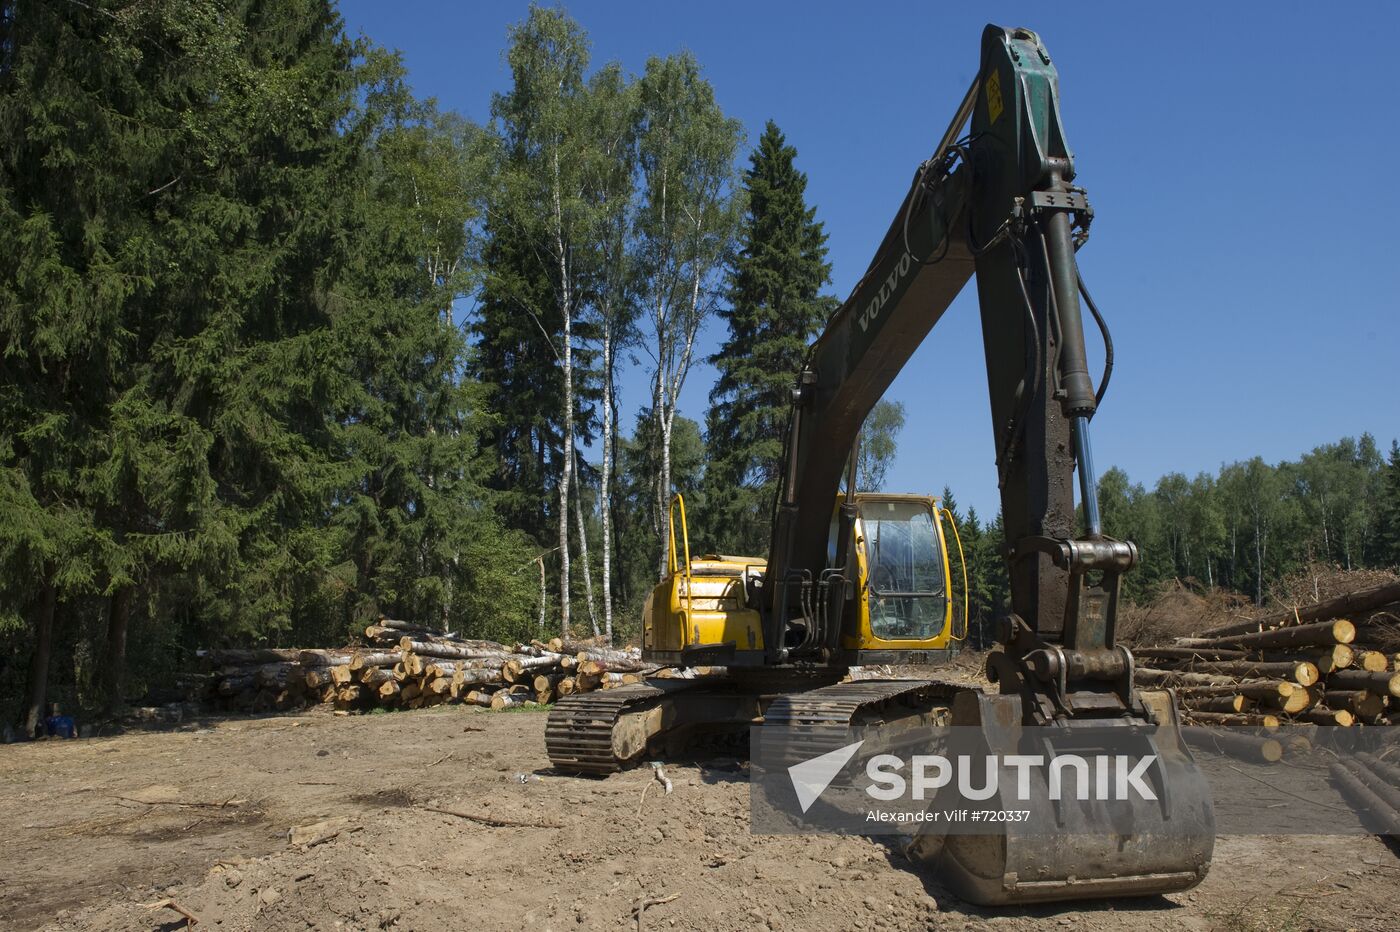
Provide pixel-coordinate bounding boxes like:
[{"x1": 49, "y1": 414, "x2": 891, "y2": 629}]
[
  {"x1": 600, "y1": 320, "x2": 615, "y2": 643},
  {"x1": 537, "y1": 555, "x2": 546, "y2": 632},
  {"x1": 572, "y1": 448, "x2": 599, "y2": 636},
  {"x1": 553, "y1": 146, "x2": 574, "y2": 640}
]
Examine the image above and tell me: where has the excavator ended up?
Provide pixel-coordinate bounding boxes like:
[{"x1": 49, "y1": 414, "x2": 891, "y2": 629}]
[{"x1": 546, "y1": 24, "x2": 1215, "y2": 904}]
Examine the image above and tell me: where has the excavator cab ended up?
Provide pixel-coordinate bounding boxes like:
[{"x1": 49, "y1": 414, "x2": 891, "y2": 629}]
[
  {"x1": 840, "y1": 494, "x2": 960, "y2": 651},
  {"x1": 642, "y1": 492, "x2": 964, "y2": 667}
]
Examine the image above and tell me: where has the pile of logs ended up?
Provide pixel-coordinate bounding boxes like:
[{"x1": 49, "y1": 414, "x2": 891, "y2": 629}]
[
  {"x1": 199, "y1": 618, "x2": 653, "y2": 713},
  {"x1": 1330, "y1": 751, "x2": 1400, "y2": 836},
  {"x1": 1136, "y1": 580, "x2": 1400, "y2": 762}
]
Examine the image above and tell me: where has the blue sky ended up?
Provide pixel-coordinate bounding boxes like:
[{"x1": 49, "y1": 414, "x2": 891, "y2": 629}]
[{"x1": 340, "y1": 1, "x2": 1399, "y2": 518}]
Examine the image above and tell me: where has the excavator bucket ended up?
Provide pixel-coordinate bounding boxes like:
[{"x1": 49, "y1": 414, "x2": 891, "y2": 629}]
[{"x1": 907, "y1": 690, "x2": 1215, "y2": 905}]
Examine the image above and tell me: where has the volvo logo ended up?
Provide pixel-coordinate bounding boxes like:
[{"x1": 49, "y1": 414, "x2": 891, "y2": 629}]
[{"x1": 857, "y1": 251, "x2": 913, "y2": 333}]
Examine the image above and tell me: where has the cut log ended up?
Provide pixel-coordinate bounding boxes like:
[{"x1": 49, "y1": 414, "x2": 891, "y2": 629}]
[
  {"x1": 1180, "y1": 660, "x2": 1319, "y2": 686},
  {"x1": 1329, "y1": 760, "x2": 1400, "y2": 835},
  {"x1": 462, "y1": 690, "x2": 493, "y2": 707},
  {"x1": 1322, "y1": 690, "x2": 1387, "y2": 718},
  {"x1": 490, "y1": 691, "x2": 535, "y2": 710},
  {"x1": 1200, "y1": 581, "x2": 1400, "y2": 638},
  {"x1": 258, "y1": 664, "x2": 303, "y2": 689},
  {"x1": 304, "y1": 669, "x2": 327, "y2": 690},
  {"x1": 337, "y1": 685, "x2": 362, "y2": 703},
  {"x1": 450, "y1": 668, "x2": 503, "y2": 689},
  {"x1": 574, "y1": 646, "x2": 644, "y2": 664},
  {"x1": 426, "y1": 676, "x2": 453, "y2": 697},
  {"x1": 1357, "y1": 752, "x2": 1400, "y2": 788},
  {"x1": 377, "y1": 680, "x2": 401, "y2": 701},
  {"x1": 503, "y1": 654, "x2": 564, "y2": 683},
  {"x1": 1179, "y1": 695, "x2": 1253, "y2": 713},
  {"x1": 329, "y1": 665, "x2": 354, "y2": 686},
  {"x1": 358, "y1": 667, "x2": 394, "y2": 687},
  {"x1": 557, "y1": 676, "x2": 576, "y2": 697},
  {"x1": 377, "y1": 617, "x2": 434, "y2": 634},
  {"x1": 576, "y1": 656, "x2": 646, "y2": 675},
  {"x1": 533, "y1": 673, "x2": 563, "y2": 693},
  {"x1": 399, "y1": 682, "x2": 422, "y2": 702},
  {"x1": 1137, "y1": 667, "x2": 1241, "y2": 688},
  {"x1": 1184, "y1": 710, "x2": 1280, "y2": 728},
  {"x1": 1190, "y1": 620, "x2": 1355, "y2": 651},
  {"x1": 1135, "y1": 646, "x2": 1250, "y2": 663},
  {"x1": 1353, "y1": 650, "x2": 1390, "y2": 672},
  {"x1": 1295, "y1": 708, "x2": 1354, "y2": 726},
  {"x1": 297, "y1": 649, "x2": 355, "y2": 667},
  {"x1": 216, "y1": 674, "x2": 255, "y2": 695},
  {"x1": 200, "y1": 648, "x2": 301, "y2": 666},
  {"x1": 1184, "y1": 728, "x2": 1282, "y2": 763},
  {"x1": 548, "y1": 636, "x2": 613, "y2": 654},
  {"x1": 1173, "y1": 681, "x2": 1296, "y2": 703},
  {"x1": 397, "y1": 638, "x2": 513, "y2": 662},
  {"x1": 1327, "y1": 670, "x2": 1400, "y2": 697},
  {"x1": 1260, "y1": 645, "x2": 1353, "y2": 675},
  {"x1": 348, "y1": 650, "x2": 400, "y2": 672}
]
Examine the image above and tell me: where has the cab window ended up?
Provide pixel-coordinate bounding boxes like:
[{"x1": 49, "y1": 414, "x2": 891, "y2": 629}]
[{"x1": 861, "y1": 500, "x2": 947, "y2": 641}]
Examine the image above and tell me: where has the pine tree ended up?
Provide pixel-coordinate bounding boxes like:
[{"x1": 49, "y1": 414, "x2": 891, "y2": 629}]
[
  {"x1": 1374, "y1": 440, "x2": 1400, "y2": 567},
  {"x1": 704, "y1": 121, "x2": 831, "y2": 555}
]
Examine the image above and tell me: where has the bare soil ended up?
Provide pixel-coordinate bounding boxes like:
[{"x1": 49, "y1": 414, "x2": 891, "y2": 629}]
[{"x1": 2, "y1": 705, "x2": 1397, "y2": 932}]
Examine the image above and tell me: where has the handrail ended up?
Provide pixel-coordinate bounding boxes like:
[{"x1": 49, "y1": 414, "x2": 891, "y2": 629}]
[
  {"x1": 938, "y1": 506, "x2": 970, "y2": 642},
  {"x1": 667, "y1": 493, "x2": 693, "y2": 623}
]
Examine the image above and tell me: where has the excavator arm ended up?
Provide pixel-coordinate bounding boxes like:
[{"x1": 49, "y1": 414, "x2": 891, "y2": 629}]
[
  {"x1": 767, "y1": 25, "x2": 1139, "y2": 722},
  {"x1": 760, "y1": 26, "x2": 1215, "y2": 903}
]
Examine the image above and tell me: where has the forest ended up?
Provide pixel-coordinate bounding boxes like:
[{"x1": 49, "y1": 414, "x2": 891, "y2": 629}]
[{"x1": 3, "y1": 1, "x2": 1399, "y2": 726}]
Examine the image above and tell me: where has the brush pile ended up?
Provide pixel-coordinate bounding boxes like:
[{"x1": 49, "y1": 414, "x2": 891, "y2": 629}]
[
  {"x1": 199, "y1": 619, "x2": 654, "y2": 713},
  {"x1": 1135, "y1": 580, "x2": 1400, "y2": 762}
]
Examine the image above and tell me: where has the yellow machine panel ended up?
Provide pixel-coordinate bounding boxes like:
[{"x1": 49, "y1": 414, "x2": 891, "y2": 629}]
[
  {"x1": 643, "y1": 557, "x2": 765, "y2": 654},
  {"x1": 643, "y1": 492, "x2": 966, "y2": 661}
]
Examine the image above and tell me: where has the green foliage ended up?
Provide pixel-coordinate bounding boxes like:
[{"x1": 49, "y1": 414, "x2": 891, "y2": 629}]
[
  {"x1": 0, "y1": 0, "x2": 539, "y2": 722},
  {"x1": 857, "y1": 401, "x2": 906, "y2": 492},
  {"x1": 703, "y1": 121, "x2": 831, "y2": 555}
]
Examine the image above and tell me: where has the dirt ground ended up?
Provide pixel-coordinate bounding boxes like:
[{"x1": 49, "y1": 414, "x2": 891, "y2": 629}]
[{"x1": 2, "y1": 705, "x2": 1398, "y2": 932}]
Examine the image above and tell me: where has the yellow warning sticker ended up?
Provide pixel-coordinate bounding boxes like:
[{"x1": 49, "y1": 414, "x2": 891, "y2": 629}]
[{"x1": 986, "y1": 69, "x2": 1003, "y2": 125}]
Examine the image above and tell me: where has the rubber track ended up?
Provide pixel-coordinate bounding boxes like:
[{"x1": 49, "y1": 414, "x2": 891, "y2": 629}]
[
  {"x1": 547, "y1": 678, "x2": 949, "y2": 774},
  {"x1": 545, "y1": 683, "x2": 666, "y2": 774}
]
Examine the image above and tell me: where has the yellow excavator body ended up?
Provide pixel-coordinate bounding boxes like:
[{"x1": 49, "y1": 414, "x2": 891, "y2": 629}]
[{"x1": 642, "y1": 492, "x2": 964, "y2": 664}]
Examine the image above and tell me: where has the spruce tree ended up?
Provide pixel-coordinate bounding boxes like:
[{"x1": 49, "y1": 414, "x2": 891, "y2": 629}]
[
  {"x1": 1375, "y1": 441, "x2": 1400, "y2": 567},
  {"x1": 703, "y1": 121, "x2": 831, "y2": 555}
]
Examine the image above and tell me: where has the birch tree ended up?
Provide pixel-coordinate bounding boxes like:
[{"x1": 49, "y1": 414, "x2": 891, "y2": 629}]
[
  {"x1": 579, "y1": 64, "x2": 640, "y2": 641},
  {"x1": 491, "y1": 7, "x2": 594, "y2": 637},
  {"x1": 634, "y1": 53, "x2": 741, "y2": 576}
]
